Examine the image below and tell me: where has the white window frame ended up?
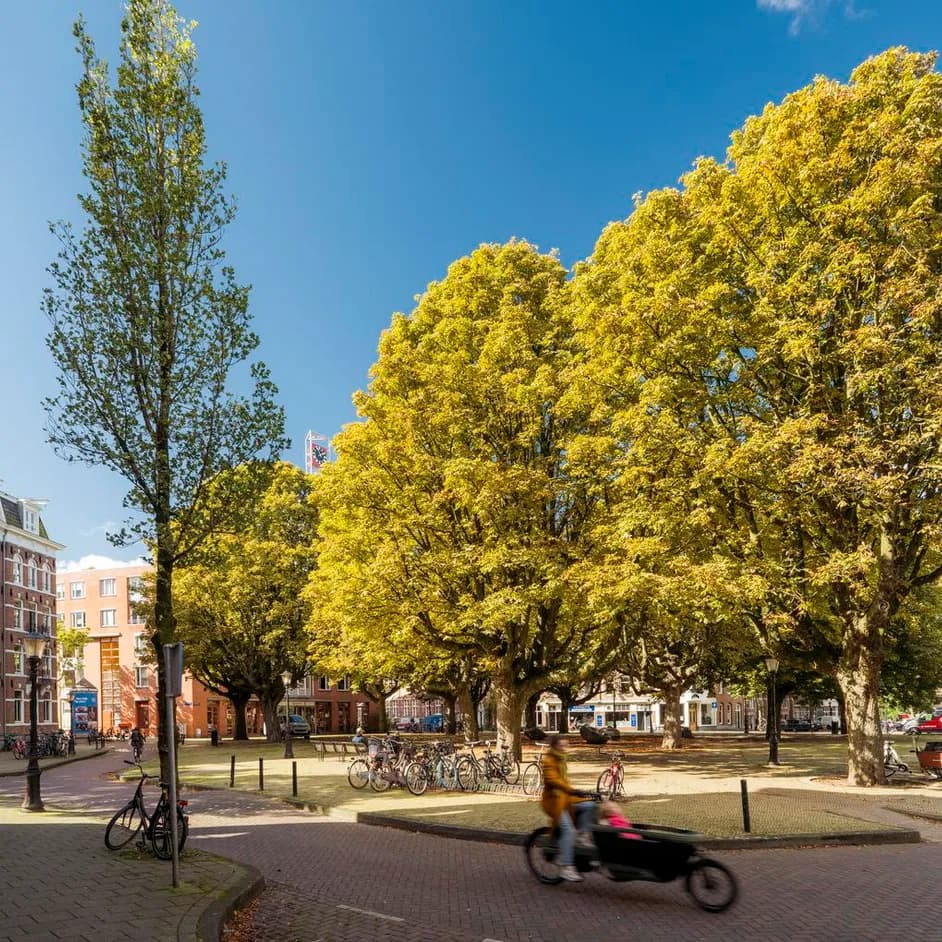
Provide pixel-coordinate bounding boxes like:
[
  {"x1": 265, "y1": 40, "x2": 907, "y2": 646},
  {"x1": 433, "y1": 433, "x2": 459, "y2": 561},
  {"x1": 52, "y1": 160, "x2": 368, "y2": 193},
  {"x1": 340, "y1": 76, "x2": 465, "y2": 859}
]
[
  {"x1": 26, "y1": 563, "x2": 37, "y2": 589},
  {"x1": 13, "y1": 602, "x2": 23, "y2": 629},
  {"x1": 318, "y1": 675, "x2": 331, "y2": 691},
  {"x1": 13, "y1": 642, "x2": 24, "y2": 674},
  {"x1": 337, "y1": 675, "x2": 351, "y2": 691},
  {"x1": 70, "y1": 581, "x2": 86, "y2": 600},
  {"x1": 134, "y1": 666, "x2": 149, "y2": 688},
  {"x1": 13, "y1": 690, "x2": 23, "y2": 723},
  {"x1": 56, "y1": 582, "x2": 65, "y2": 601},
  {"x1": 71, "y1": 611, "x2": 86, "y2": 629},
  {"x1": 133, "y1": 633, "x2": 149, "y2": 658},
  {"x1": 100, "y1": 609, "x2": 117, "y2": 628},
  {"x1": 12, "y1": 556, "x2": 22, "y2": 584},
  {"x1": 99, "y1": 577, "x2": 117, "y2": 597}
]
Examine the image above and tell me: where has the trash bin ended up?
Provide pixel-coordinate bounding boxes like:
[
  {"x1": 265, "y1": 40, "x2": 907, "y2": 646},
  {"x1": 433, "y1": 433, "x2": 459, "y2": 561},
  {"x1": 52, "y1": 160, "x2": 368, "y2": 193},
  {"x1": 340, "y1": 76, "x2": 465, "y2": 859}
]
[
  {"x1": 830, "y1": 721, "x2": 839, "y2": 735},
  {"x1": 210, "y1": 728, "x2": 219, "y2": 746}
]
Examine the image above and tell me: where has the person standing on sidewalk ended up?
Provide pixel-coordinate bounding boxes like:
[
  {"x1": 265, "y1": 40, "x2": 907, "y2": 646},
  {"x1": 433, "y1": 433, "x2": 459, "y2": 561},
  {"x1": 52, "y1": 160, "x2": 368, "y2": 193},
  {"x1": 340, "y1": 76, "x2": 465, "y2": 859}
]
[{"x1": 540, "y1": 734, "x2": 596, "y2": 882}]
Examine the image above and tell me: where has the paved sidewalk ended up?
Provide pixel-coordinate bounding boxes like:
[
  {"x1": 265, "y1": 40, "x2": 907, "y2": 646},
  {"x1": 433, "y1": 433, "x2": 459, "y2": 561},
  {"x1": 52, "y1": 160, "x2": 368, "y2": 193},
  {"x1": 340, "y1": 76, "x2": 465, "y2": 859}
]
[{"x1": 0, "y1": 756, "x2": 261, "y2": 942}]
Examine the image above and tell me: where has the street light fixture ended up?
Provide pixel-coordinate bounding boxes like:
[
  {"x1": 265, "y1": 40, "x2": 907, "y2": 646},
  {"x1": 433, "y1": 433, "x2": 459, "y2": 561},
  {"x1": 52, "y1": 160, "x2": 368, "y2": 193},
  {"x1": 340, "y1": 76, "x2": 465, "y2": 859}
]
[
  {"x1": 22, "y1": 630, "x2": 47, "y2": 812},
  {"x1": 281, "y1": 670, "x2": 293, "y2": 759},
  {"x1": 764, "y1": 656, "x2": 780, "y2": 766}
]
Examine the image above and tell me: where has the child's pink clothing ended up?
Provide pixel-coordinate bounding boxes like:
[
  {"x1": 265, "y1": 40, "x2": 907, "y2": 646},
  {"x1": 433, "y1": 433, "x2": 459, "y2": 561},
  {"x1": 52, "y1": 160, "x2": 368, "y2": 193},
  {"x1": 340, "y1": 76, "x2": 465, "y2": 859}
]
[{"x1": 605, "y1": 811, "x2": 642, "y2": 839}]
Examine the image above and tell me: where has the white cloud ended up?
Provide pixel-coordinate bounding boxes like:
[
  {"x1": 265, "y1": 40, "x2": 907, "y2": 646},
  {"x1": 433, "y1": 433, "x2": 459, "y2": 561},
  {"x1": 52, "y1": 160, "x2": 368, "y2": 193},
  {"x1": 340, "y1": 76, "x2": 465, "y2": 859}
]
[
  {"x1": 58, "y1": 554, "x2": 148, "y2": 573},
  {"x1": 757, "y1": 0, "x2": 859, "y2": 35}
]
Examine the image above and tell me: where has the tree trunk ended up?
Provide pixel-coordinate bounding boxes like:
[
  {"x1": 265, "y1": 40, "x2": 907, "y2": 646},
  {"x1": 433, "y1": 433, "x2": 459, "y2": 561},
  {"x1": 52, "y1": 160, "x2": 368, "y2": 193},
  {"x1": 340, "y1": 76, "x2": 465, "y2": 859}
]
[
  {"x1": 262, "y1": 694, "x2": 282, "y2": 743},
  {"x1": 458, "y1": 687, "x2": 479, "y2": 739},
  {"x1": 660, "y1": 684, "x2": 683, "y2": 750},
  {"x1": 229, "y1": 692, "x2": 250, "y2": 740},
  {"x1": 444, "y1": 695, "x2": 457, "y2": 735},
  {"x1": 558, "y1": 694, "x2": 573, "y2": 734},
  {"x1": 493, "y1": 676, "x2": 528, "y2": 760},
  {"x1": 152, "y1": 532, "x2": 176, "y2": 783},
  {"x1": 837, "y1": 616, "x2": 886, "y2": 786}
]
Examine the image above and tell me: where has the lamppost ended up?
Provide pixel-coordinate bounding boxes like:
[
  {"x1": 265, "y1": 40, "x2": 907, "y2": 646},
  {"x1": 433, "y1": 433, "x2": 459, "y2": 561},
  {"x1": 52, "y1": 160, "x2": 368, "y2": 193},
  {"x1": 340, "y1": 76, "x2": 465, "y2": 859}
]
[
  {"x1": 22, "y1": 630, "x2": 47, "y2": 812},
  {"x1": 281, "y1": 671, "x2": 293, "y2": 759},
  {"x1": 765, "y1": 656, "x2": 780, "y2": 766}
]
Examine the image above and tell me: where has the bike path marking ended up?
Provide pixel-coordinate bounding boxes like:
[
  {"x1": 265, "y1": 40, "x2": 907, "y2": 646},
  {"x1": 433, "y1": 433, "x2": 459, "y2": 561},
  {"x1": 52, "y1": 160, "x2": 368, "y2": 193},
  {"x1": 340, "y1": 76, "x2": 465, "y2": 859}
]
[{"x1": 336, "y1": 904, "x2": 405, "y2": 923}]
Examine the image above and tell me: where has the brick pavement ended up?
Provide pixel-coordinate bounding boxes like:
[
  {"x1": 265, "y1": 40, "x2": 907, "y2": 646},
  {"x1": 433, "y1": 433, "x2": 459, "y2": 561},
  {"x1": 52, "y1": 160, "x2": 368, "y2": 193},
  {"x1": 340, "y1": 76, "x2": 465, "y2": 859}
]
[
  {"x1": 0, "y1": 750, "x2": 259, "y2": 942},
  {"x1": 5, "y1": 750, "x2": 942, "y2": 942}
]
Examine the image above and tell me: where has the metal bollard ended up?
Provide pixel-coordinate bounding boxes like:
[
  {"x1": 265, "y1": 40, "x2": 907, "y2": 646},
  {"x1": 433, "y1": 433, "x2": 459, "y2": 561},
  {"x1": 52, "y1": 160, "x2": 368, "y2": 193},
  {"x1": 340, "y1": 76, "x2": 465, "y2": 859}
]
[
  {"x1": 259, "y1": 757, "x2": 264, "y2": 791},
  {"x1": 229, "y1": 755, "x2": 235, "y2": 788},
  {"x1": 740, "y1": 779, "x2": 751, "y2": 833},
  {"x1": 292, "y1": 760, "x2": 298, "y2": 797}
]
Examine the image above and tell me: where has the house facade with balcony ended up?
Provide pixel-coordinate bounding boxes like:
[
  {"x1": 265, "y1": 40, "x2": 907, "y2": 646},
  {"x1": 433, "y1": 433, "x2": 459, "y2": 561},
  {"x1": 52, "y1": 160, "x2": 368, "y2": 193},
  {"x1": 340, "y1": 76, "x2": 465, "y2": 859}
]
[{"x1": 0, "y1": 491, "x2": 63, "y2": 739}]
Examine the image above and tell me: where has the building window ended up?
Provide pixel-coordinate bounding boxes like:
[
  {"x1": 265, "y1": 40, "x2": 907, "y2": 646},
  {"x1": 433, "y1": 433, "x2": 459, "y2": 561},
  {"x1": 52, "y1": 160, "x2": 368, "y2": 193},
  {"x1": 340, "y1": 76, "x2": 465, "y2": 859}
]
[
  {"x1": 44, "y1": 649, "x2": 54, "y2": 677},
  {"x1": 13, "y1": 642, "x2": 24, "y2": 674},
  {"x1": 99, "y1": 578, "x2": 116, "y2": 597},
  {"x1": 13, "y1": 690, "x2": 23, "y2": 723},
  {"x1": 318, "y1": 675, "x2": 331, "y2": 691},
  {"x1": 127, "y1": 576, "x2": 145, "y2": 599},
  {"x1": 128, "y1": 611, "x2": 146, "y2": 625},
  {"x1": 12, "y1": 557, "x2": 22, "y2": 583},
  {"x1": 41, "y1": 693, "x2": 53, "y2": 723},
  {"x1": 13, "y1": 603, "x2": 23, "y2": 629},
  {"x1": 56, "y1": 582, "x2": 65, "y2": 600},
  {"x1": 337, "y1": 675, "x2": 351, "y2": 691},
  {"x1": 22, "y1": 507, "x2": 38, "y2": 533},
  {"x1": 42, "y1": 567, "x2": 51, "y2": 592},
  {"x1": 100, "y1": 609, "x2": 117, "y2": 627},
  {"x1": 70, "y1": 581, "x2": 85, "y2": 600},
  {"x1": 135, "y1": 666, "x2": 149, "y2": 687},
  {"x1": 26, "y1": 564, "x2": 37, "y2": 588},
  {"x1": 133, "y1": 633, "x2": 149, "y2": 658},
  {"x1": 71, "y1": 611, "x2": 86, "y2": 629}
]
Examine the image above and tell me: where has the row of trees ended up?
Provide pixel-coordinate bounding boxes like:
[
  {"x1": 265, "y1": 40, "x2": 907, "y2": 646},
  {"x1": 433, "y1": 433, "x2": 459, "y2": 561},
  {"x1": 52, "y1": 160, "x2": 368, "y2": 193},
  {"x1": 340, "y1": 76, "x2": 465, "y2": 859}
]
[
  {"x1": 41, "y1": 0, "x2": 942, "y2": 788},
  {"x1": 307, "y1": 48, "x2": 942, "y2": 785}
]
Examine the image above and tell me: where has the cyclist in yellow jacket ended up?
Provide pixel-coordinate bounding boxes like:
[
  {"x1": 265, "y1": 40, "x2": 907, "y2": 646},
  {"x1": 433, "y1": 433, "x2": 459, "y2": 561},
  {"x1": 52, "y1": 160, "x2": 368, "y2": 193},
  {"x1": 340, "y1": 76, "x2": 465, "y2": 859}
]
[{"x1": 540, "y1": 734, "x2": 596, "y2": 882}]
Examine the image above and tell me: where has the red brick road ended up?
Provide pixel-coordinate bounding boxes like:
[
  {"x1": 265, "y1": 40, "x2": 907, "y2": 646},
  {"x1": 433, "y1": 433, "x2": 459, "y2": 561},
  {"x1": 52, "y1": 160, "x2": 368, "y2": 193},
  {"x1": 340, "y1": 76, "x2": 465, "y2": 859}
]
[{"x1": 6, "y1": 751, "x2": 941, "y2": 942}]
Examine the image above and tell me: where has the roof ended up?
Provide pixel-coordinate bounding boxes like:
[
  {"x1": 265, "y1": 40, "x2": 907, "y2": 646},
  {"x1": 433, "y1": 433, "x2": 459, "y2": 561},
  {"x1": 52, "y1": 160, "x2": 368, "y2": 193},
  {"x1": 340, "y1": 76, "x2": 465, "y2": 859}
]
[{"x1": 0, "y1": 490, "x2": 63, "y2": 549}]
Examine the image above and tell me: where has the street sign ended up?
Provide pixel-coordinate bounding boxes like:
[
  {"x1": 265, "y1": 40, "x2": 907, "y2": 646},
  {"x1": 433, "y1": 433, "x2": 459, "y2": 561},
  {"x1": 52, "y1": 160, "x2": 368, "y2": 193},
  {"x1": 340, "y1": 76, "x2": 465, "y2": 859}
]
[{"x1": 163, "y1": 643, "x2": 184, "y2": 699}]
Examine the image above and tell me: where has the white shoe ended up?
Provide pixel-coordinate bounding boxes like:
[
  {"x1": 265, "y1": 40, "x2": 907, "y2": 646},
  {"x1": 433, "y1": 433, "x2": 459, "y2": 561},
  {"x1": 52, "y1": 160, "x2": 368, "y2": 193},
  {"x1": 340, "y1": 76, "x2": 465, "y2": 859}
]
[{"x1": 559, "y1": 866, "x2": 584, "y2": 882}]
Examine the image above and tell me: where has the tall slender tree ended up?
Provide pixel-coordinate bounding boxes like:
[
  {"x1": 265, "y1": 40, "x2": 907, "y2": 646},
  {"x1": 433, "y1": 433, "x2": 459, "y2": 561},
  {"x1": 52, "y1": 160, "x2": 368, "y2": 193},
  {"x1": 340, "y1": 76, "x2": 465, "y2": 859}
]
[{"x1": 44, "y1": 0, "x2": 286, "y2": 777}]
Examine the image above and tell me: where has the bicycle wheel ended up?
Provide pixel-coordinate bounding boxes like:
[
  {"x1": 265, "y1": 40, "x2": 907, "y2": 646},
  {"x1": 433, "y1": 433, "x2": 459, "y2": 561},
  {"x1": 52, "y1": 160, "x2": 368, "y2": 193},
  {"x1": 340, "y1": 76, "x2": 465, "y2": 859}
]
[
  {"x1": 347, "y1": 758, "x2": 371, "y2": 789},
  {"x1": 597, "y1": 769, "x2": 616, "y2": 799},
  {"x1": 405, "y1": 761, "x2": 429, "y2": 796},
  {"x1": 522, "y1": 763, "x2": 542, "y2": 796},
  {"x1": 105, "y1": 803, "x2": 143, "y2": 850},
  {"x1": 524, "y1": 827, "x2": 563, "y2": 885},
  {"x1": 456, "y1": 756, "x2": 479, "y2": 790},
  {"x1": 150, "y1": 804, "x2": 188, "y2": 860},
  {"x1": 685, "y1": 858, "x2": 738, "y2": 913},
  {"x1": 369, "y1": 763, "x2": 392, "y2": 792},
  {"x1": 501, "y1": 758, "x2": 521, "y2": 785}
]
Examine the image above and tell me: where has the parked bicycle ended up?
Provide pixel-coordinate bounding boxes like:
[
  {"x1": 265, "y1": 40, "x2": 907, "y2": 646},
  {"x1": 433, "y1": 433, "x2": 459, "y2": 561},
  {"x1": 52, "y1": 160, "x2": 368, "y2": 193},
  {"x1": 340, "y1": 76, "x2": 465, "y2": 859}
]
[
  {"x1": 104, "y1": 761, "x2": 189, "y2": 860},
  {"x1": 884, "y1": 741, "x2": 909, "y2": 778},
  {"x1": 597, "y1": 750, "x2": 626, "y2": 799},
  {"x1": 521, "y1": 743, "x2": 547, "y2": 795},
  {"x1": 456, "y1": 740, "x2": 519, "y2": 789}
]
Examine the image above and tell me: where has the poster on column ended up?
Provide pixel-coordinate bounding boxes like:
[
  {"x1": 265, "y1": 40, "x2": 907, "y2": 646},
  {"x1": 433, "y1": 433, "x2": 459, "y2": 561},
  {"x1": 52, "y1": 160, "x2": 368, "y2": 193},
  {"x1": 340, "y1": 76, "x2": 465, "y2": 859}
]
[{"x1": 72, "y1": 689, "x2": 98, "y2": 734}]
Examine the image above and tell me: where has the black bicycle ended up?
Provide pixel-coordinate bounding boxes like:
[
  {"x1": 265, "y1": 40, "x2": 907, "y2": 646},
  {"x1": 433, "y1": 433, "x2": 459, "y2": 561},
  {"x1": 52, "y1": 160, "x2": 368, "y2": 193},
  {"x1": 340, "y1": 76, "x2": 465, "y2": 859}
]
[{"x1": 104, "y1": 761, "x2": 189, "y2": 860}]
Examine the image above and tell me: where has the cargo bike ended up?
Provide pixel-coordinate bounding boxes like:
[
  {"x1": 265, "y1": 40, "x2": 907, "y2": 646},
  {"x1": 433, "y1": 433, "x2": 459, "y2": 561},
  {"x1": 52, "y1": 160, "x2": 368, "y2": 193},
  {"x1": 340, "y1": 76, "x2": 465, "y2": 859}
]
[{"x1": 525, "y1": 812, "x2": 738, "y2": 913}]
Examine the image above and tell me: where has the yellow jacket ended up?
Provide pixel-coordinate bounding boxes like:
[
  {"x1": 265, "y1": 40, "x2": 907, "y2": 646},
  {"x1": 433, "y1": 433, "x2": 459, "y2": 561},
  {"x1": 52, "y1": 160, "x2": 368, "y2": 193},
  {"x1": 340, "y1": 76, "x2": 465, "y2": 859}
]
[{"x1": 540, "y1": 748, "x2": 584, "y2": 825}]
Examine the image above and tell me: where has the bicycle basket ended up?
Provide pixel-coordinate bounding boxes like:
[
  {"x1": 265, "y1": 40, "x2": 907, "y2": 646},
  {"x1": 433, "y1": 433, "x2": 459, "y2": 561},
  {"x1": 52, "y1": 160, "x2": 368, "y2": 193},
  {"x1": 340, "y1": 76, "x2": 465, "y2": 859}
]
[{"x1": 367, "y1": 738, "x2": 383, "y2": 757}]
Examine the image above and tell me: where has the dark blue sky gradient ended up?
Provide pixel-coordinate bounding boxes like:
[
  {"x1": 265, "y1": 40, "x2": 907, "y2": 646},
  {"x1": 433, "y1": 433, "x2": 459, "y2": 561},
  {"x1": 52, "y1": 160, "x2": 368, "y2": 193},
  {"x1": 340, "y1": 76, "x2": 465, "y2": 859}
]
[{"x1": 2, "y1": 0, "x2": 940, "y2": 559}]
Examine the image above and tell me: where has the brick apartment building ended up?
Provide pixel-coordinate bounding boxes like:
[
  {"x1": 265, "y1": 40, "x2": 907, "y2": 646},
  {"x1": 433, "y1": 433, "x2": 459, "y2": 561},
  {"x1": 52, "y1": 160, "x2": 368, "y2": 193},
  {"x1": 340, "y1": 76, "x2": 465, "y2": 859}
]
[
  {"x1": 57, "y1": 561, "x2": 371, "y2": 738},
  {"x1": 1, "y1": 491, "x2": 63, "y2": 739}
]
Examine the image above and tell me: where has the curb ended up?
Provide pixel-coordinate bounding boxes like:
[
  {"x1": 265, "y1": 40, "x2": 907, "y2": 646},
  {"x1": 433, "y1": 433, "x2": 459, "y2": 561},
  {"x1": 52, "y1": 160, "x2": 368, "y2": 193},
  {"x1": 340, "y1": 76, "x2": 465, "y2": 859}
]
[
  {"x1": 195, "y1": 860, "x2": 265, "y2": 942},
  {"x1": 355, "y1": 812, "x2": 922, "y2": 850}
]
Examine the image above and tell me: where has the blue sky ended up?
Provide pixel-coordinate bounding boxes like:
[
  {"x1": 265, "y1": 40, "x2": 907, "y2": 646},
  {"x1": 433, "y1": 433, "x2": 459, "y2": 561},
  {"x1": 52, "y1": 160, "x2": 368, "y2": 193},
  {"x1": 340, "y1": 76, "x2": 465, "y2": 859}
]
[{"x1": 2, "y1": 0, "x2": 940, "y2": 563}]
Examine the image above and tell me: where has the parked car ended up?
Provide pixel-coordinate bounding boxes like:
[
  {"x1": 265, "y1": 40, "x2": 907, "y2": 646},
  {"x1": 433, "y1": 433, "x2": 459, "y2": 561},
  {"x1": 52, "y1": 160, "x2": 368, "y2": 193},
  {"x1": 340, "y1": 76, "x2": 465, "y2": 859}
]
[
  {"x1": 782, "y1": 718, "x2": 813, "y2": 732},
  {"x1": 394, "y1": 717, "x2": 419, "y2": 732},
  {"x1": 915, "y1": 715, "x2": 942, "y2": 735},
  {"x1": 281, "y1": 714, "x2": 311, "y2": 739}
]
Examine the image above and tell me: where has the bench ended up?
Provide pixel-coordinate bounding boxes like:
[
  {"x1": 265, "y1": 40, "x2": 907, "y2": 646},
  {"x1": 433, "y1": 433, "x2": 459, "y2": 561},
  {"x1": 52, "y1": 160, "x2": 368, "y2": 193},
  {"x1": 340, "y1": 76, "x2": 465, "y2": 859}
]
[{"x1": 310, "y1": 739, "x2": 367, "y2": 760}]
